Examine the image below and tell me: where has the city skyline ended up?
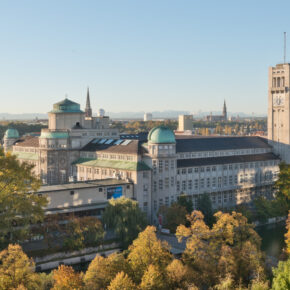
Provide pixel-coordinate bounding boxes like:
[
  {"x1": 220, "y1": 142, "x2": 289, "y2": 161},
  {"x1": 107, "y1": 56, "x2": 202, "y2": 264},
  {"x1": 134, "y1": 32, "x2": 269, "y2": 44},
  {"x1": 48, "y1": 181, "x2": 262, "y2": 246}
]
[{"x1": 1, "y1": 0, "x2": 290, "y2": 114}]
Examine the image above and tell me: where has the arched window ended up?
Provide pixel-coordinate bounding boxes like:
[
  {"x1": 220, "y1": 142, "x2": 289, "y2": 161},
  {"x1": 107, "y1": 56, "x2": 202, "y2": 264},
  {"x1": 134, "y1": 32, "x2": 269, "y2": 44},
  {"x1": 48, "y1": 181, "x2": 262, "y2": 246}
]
[
  {"x1": 277, "y1": 77, "x2": 280, "y2": 87},
  {"x1": 273, "y1": 78, "x2": 276, "y2": 87}
]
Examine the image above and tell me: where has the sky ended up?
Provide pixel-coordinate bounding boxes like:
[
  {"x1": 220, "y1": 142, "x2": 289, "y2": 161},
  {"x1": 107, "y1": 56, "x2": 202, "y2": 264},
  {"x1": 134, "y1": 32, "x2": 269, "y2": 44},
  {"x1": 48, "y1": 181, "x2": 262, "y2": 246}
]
[{"x1": 0, "y1": 0, "x2": 289, "y2": 115}]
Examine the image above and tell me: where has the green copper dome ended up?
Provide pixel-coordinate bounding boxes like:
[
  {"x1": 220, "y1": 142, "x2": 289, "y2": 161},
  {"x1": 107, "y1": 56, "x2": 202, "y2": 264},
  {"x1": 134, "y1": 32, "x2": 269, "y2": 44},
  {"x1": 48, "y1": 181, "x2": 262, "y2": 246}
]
[
  {"x1": 4, "y1": 128, "x2": 19, "y2": 139},
  {"x1": 50, "y1": 98, "x2": 83, "y2": 113},
  {"x1": 40, "y1": 131, "x2": 69, "y2": 139},
  {"x1": 148, "y1": 126, "x2": 175, "y2": 144}
]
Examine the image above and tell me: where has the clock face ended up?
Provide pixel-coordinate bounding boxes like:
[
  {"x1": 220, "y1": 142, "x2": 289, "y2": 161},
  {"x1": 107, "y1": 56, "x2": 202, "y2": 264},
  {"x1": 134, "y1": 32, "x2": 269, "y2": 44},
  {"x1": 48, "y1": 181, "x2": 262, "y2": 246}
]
[{"x1": 273, "y1": 94, "x2": 285, "y2": 106}]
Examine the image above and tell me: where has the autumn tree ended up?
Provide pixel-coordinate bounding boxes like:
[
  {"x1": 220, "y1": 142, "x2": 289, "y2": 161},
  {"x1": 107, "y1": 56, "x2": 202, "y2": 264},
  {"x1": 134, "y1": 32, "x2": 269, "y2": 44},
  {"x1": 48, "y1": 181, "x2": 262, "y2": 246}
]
[
  {"x1": 52, "y1": 265, "x2": 84, "y2": 290},
  {"x1": 103, "y1": 197, "x2": 147, "y2": 248},
  {"x1": 139, "y1": 264, "x2": 167, "y2": 289},
  {"x1": 286, "y1": 212, "x2": 290, "y2": 255},
  {"x1": 107, "y1": 272, "x2": 136, "y2": 290},
  {"x1": 127, "y1": 226, "x2": 172, "y2": 283},
  {"x1": 0, "y1": 244, "x2": 40, "y2": 289},
  {"x1": 158, "y1": 203, "x2": 187, "y2": 233},
  {"x1": 176, "y1": 211, "x2": 265, "y2": 288},
  {"x1": 84, "y1": 252, "x2": 130, "y2": 290},
  {"x1": 0, "y1": 149, "x2": 47, "y2": 247}
]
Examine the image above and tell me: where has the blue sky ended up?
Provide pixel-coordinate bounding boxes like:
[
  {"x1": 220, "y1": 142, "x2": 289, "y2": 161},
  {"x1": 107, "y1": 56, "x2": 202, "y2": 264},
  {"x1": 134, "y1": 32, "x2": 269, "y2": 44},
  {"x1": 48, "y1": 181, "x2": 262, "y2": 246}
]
[{"x1": 0, "y1": 0, "x2": 289, "y2": 114}]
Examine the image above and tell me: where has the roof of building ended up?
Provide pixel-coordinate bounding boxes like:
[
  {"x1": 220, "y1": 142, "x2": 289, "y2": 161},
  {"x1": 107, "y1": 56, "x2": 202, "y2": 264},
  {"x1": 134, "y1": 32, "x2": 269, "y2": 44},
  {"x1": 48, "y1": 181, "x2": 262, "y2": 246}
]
[
  {"x1": 177, "y1": 153, "x2": 279, "y2": 168},
  {"x1": 14, "y1": 152, "x2": 39, "y2": 161},
  {"x1": 148, "y1": 126, "x2": 176, "y2": 144},
  {"x1": 38, "y1": 178, "x2": 132, "y2": 193},
  {"x1": 40, "y1": 131, "x2": 69, "y2": 139},
  {"x1": 50, "y1": 98, "x2": 84, "y2": 114},
  {"x1": 74, "y1": 158, "x2": 151, "y2": 171},
  {"x1": 81, "y1": 139, "x2": 145, "y2": 155},
  {"x1": 13, "y1": 136, "x2": 39, "y2": 147},
  {"x1": 4, "y1": 128, "x2": 19, "y2": 139},
  {"x1": 176, "y1": 136, "x2": 271, "y2": 152}
]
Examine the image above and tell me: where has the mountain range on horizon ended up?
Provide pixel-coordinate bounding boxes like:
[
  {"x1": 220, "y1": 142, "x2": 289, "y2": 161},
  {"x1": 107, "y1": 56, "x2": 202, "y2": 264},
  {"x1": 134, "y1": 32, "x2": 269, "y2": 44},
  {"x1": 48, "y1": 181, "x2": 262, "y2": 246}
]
[{"x1": 0, "y1": 110, "x2": 266, "y2": 121}]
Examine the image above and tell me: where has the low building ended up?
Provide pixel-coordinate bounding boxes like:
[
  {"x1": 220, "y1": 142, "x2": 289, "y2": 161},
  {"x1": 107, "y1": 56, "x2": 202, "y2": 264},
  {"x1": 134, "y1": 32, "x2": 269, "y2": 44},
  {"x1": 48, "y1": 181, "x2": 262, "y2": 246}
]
[{"x1": 38, "y1": 179, "x2": 134, "y2": 217}]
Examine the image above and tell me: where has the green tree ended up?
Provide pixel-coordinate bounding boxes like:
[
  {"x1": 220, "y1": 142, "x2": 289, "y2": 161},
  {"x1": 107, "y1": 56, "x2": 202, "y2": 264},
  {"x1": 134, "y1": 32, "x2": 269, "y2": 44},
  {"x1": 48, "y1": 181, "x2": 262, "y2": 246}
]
[
  {"x1": 84, "y1": 252, "x2": 130, "y2": 290},
  {"x1": 197, "y1": 193, "x2": 215, "y2": 226},
  {"x1": 107, "y1": 272, "x2": 136, "y2": 290},
  {"x1": 271, "y1": 258, "x2": 290, "y2": 290},
  {"x1": 275, "y1": 162, "x2": 290, "y2": 212},
  {"x1": 0, "y1": 149, "x2": 47, "y2": 247},
  {"x1": 0, "y1": 244, "x2": 40, "y2": 290},
  {"x1": 63, "y1": 216, "x2": 104, "y2": 251},
  {"x1": 158, "y1": 203, "x2": 187, "y2": 233},
  {"x1": 103, "y1": 197, "x2": 147, "y2": 248},
  {"x1": 177, "y1": 194, "x2": 193, "y2": 213},
  {"x1": 127, "y1": 226, "x2": 172, "y2": 283}
]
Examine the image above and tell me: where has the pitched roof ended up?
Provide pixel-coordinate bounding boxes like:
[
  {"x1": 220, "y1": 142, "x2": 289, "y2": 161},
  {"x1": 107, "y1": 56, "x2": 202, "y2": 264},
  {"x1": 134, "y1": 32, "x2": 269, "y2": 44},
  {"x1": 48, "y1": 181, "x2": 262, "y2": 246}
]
[
  {"x1": 176, "y1": 136, "x2": 271, "y2": 153},
  {"x1": 177, "y1": 153, "x2": 279, "y2": 168},
  {"x1": 74, "y1": 158, "x2": 151, "y2": 171},
  {"x1": 81, "y1": 139, "x2": 145, "y2": 155},
  {"x1": 13, "y1": 136, "x2": 39, "y2": 148}
]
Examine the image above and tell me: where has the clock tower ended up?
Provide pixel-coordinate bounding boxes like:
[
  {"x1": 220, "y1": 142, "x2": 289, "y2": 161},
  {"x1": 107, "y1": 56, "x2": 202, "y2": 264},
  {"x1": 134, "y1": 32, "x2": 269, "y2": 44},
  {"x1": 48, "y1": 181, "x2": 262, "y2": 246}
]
[{"x1": 268, "y1": 63, "x2": 290, "y2": 163}]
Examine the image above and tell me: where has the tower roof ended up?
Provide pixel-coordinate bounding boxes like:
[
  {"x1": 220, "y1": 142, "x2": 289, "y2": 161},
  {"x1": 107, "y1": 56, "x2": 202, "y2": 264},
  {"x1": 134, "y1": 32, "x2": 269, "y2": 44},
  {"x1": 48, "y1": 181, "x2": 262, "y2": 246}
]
[
  {"x1": 50, "y1": 98, "x2": 83, "y2": 114},
  {"x1": 85, "y1": 88, "x2": 92, "y2": 117},
  {"x1": 148, "y1": 126, "x2": 176, "y2": 144},
  {"x1": 4, "y1": 128, "x2": 19, "y2": 139}
]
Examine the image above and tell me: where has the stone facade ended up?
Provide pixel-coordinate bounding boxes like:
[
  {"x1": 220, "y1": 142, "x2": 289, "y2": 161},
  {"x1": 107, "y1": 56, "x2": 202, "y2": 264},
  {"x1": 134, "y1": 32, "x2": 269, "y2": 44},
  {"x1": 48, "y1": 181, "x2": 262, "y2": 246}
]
[{"x1": 268, "y1": 63, "x2": 290, "y2": 163}]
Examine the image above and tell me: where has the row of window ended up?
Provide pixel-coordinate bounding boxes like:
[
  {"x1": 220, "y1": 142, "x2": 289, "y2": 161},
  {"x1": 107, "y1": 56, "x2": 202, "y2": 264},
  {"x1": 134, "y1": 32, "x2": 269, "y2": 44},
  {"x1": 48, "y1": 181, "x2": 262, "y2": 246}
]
[
  {"x1": 178, "y1": 148, "x2": 268, "y2": 159},
  {"x1": 177, "y1": 160, "x2": 279, "y2": 175},
  {"x1": 272, "y1": 76, "x2": 285, "y2": 88},
  {"x1": 152, "y1": 159, "x2": 175, "y2": 173}
]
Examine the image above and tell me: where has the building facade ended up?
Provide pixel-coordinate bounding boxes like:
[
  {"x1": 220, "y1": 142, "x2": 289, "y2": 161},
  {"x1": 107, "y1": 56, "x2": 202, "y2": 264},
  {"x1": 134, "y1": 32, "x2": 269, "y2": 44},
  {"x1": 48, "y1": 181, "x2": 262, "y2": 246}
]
[{"x1": 268, "y1": 63, "x2": 290, "y2": 163}]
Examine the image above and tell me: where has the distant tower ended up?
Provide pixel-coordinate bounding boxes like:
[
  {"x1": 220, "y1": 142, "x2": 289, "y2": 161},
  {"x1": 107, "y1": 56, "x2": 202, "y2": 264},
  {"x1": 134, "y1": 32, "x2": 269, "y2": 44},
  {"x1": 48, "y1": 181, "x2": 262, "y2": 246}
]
[
  {"x1": 223, "y1": 100, "x2": 227, "y2": 121},
  {"x1": 85, "y1": 88, "x2": 92, "y2": 118}
]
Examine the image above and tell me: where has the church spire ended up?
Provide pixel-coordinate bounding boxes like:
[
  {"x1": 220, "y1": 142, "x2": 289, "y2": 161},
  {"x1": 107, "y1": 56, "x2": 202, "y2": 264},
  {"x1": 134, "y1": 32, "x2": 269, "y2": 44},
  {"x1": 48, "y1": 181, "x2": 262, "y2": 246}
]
[
  {"x1": 85, "y1": 87, "x2": 92, "y2": 118},
  {"x1": 223, "y1": 100, "x2": 227, "y2": 121}
]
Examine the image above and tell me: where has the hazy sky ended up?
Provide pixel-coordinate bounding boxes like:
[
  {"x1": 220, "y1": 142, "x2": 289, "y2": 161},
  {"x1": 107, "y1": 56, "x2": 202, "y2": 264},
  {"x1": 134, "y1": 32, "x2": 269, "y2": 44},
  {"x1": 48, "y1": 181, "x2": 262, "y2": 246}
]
[{"x1": 0, "y1": 0, "x2": 289, "y2": 114}]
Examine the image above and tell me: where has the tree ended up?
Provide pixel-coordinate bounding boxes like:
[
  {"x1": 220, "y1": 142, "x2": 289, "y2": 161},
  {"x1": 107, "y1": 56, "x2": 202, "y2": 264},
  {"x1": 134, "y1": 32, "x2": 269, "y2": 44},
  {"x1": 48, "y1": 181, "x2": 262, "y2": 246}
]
[
  {"x1": 140, "y1": 264, "x2": 167, "y2": 289},
  {"x1": 158, "y1": 203, "x2": 187, "y2": 233},
  {"x1": 196, "y1": 193, "x2": 215, "y2": 226},
  {"x1": 286, "y1": 212, "x2": 290, "y2": 255},
  {"x1": 52, "y1": 265, "x2": 84, "y2": 290},
  {"x1": 275, "y1": 162, "x2": 290, "y2": 206},
  {"x1": 127, "y1": 226, "x2": 172, "y2": 283},
  {"x1": 103, "y1": 197, "x2": 147, "y2": 248},
  {"x1": 63, "y1": 216, "x2": 104, "y2": 251},
  {"x1": 84, "y1": 252, "x2": 130, "y2": 290},
  {"x1": 177, "y1": 194, "x2": 193, "y2": 213},
  {"x1": 176, "y1": 211, "x2": 265, "y2": 288},
  {"x1": 0, "y1": 149, "x2": 47, "y2": 247},
  {"x1": 0, "y1": 244, "x2": 40, "y2": 290},
  {"x1": 166, "y1": 259, "x2": 192, "y2": 289},
  {"x1": 107, "y1": 272, "x2": 136, "y2": 290},
  {"x1": 271, "y1": 258, "x2": 290, "y2": 290}
]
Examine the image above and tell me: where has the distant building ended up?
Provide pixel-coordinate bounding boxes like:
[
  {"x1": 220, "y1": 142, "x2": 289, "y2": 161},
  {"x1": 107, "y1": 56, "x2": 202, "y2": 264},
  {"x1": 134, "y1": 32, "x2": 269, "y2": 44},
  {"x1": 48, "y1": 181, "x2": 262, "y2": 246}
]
[
  {"x1": 206, "y1": 100, "x2": 228, "y2": 122},
  {"x1": 178, "y1": 115, "x2": 193, "y2": 131},
  {"x1": 144, "y1": 113, "x2": 152, "y2": 121}
]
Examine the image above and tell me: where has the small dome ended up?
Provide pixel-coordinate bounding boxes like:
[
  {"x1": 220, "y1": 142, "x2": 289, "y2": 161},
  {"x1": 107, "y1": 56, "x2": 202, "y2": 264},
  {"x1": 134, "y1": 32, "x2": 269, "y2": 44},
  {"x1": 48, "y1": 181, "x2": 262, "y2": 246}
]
[
  {"x1": 4, "y1": 128, "x2": 19, "y2": 139},
  {"x1": 148, "y1": 126, "x2": 175, "y2": 144}
]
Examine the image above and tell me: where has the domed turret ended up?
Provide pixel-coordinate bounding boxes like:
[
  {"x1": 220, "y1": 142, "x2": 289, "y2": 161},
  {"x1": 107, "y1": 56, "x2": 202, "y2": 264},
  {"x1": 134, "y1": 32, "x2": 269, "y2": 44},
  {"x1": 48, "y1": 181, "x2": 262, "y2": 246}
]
[
  {"x1": 148, "y1": 126, "x2": 175, "y2": 144},
  {"x1": 4, "y1": 128, "x2": 19, "y2": 139},
  {"x1": 3, "y1": 128, "x2": 20, "y2": 152}
]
